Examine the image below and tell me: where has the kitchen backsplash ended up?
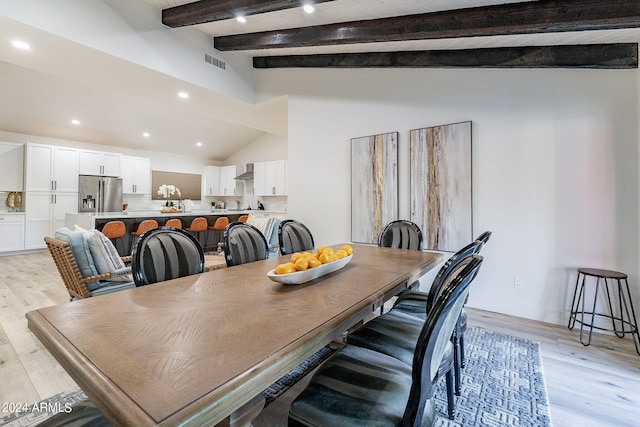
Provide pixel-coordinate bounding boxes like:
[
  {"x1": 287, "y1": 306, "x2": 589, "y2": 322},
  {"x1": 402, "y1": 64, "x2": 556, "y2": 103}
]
[{"x1": 123, "y1": 194, "x2": 287, "y2": 212}]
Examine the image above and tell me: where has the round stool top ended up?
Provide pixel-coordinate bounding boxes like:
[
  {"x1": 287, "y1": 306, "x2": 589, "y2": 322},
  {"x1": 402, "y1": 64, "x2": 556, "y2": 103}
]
[{"x1": 578, "y1": 268, "x2": 627, "y2": 279}]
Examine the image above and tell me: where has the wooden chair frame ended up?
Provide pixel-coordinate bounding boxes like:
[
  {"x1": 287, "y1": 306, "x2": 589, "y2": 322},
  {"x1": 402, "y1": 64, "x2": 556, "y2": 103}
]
[{"x1": 45, "y1": 236, "x2": 131, "y2": 300}]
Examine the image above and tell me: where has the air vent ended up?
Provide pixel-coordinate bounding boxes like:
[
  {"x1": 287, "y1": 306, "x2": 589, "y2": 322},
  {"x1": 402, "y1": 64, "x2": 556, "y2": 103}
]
[{"x1": 205, "y1": 53, "x2": 226, "y2": 70}]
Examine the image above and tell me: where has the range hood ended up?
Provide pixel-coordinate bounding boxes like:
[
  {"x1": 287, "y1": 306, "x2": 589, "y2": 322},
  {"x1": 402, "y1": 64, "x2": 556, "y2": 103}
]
[{"x1": 235, "y1": 163, "x2": 254, "y2": 180}]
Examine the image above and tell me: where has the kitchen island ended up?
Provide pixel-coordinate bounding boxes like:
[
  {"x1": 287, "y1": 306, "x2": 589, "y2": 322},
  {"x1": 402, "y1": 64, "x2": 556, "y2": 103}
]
[{"x1": 65, "y1": 210, "x2": 287, "y2": 255}]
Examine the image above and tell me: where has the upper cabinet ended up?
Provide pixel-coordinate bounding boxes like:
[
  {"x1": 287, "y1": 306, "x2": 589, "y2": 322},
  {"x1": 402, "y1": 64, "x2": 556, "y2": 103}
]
[
  {"x1": 202, "y1": 165, "x2": 238, "y2": 196},
  {"x1": 203, "y1": 166, "x2": 221, "y2": 197},
  {"x1": 121, "y1": 156, "x2": 151, "y2": 194},
  {"x1": 220, "y1": 165, "x2": 237, "y2": 196},
  {"x1": 79, "y1": 149, "x2": 121, "y2": 176},
  {"x1": 0, "y1": 142, "x2": 24, "y2": 191},
  {"x1": 254, "y1": 160, "x2": 287, "y2": 196},
  {"x1": 26, "y1": 143, "x2": 79, "y2": 192}
]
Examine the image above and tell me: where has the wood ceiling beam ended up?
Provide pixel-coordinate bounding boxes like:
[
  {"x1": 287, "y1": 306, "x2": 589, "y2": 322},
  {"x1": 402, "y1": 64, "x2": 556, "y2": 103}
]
[
  {"x1": 215, "y1": 0, "x2": 640, "y2": 51},
  {"x1": 162, "y1": 0, "x2": 336, "y2": 27},
  {"x1": 252, "y1": 43, "x2": 638, "y2": 69}
]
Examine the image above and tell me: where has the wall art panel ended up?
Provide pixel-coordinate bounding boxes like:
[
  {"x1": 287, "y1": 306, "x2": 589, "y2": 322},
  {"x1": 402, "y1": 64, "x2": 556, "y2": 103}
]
[
  {"x1": 410, "y1": 121, "x2": 472, "y2": 251},
  {"x1": 351, "y1": 132, "x2": 398, "y2": 244}
]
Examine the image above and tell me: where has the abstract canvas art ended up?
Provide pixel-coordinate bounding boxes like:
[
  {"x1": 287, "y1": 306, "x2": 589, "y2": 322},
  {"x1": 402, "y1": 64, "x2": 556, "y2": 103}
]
[
  {"x1": 351, "y1": 132, "x2": 398, "y2": 244},
  {"x1": 410, "y1": 121, "x2": 472, "y2": 251}
]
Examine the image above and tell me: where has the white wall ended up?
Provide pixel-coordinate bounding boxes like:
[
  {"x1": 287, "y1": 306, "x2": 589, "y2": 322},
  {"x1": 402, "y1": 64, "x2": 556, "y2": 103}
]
[{"x1": 256, "y1": 67, "x2": 639, "y2": 325}]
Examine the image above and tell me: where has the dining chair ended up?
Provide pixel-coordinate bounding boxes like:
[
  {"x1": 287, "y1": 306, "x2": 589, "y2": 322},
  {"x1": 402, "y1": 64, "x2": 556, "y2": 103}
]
[
  {"x1": 378, "y1": 219, "x2": 423, "y2": 251},
  {"x1": 378, "y1": 220, "x2": 424, "y2": 293},
  {"x1": 288, "y1": 254, "x2": 483, "y2": 427},
  {"x1": 475, "y1": 230, "x2": 492, "y2": 244},
  {"x1": 391, "y1": 239, "x2": 484, "y2": 397},
  {"x1": 278, "y1": 219, "x2": 315, "y2": 255},
  {"x1": 44, "y1": 236, "x2": 135, "y2": 300},
  {"x1": 223, "y1": 222, "x2": 269, "y2": 267},
  {"x1": 131, "y1": 227, "x2": 204, "y2": 286},
  {"x1": 346, "y1": 252, "x2": 484, "y2": 420}
]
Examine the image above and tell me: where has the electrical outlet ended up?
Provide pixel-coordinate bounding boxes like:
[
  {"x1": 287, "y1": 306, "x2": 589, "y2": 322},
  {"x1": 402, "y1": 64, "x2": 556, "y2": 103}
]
[{"x1": 514, "y1": 277, "x2": 524, "y2": 289}]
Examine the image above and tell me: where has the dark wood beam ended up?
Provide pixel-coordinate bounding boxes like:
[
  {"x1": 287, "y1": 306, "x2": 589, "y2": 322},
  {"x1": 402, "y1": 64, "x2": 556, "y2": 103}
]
[
  {"x1": 252, "y1": 44, "x2": 638, "y2": 69},
  {"x1": 163, "y1": 0, "x2": 336, "y2": 27},
  {"x1": 216, "y1": 0, "x2": 640, "y2": 51}
]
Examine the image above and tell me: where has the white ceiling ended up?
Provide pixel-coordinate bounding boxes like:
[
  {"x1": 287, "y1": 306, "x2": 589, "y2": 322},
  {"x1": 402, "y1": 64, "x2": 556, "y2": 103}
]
[{"x1": 1, "y1": 0, "x2": 639, "y2": 161}]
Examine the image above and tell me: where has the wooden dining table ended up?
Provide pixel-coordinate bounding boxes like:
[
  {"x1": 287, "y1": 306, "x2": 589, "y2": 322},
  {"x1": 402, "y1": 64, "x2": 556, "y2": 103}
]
[{"x1": 26, "y1": 243, "x2": 443, "y2": 426}]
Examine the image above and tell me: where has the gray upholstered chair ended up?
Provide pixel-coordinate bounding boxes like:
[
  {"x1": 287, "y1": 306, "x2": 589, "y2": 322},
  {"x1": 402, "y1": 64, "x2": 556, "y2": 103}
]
[
  {"x1": 347, "y1": 250, "x2": 484, "y2": 420},
  {"x1": 278, "y1": 219, "x2": 315, "y2": 255},
  {"x1": 288, "y1": 254, "x2": 483, "y2": 427},
  {"x1": 131, "y1": 227, "x2": 204, "y2": 286},
  {"x1": 391, "y1": 239, "x2": 486, "y2": 402},
  {"x1": 378, "y1": 220, "x2": 423, "y2": 293},
  {"x1": 223, "y1": 222, "x2": 269, "y2": 267},
  {"x1": 378, "y1": 219, "x2": 423, "y2": 251}
]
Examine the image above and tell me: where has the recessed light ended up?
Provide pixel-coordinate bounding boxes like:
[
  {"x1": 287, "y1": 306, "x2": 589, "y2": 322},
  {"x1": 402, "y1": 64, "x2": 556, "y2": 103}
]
[
  {"x1": 71, "y1": 119, "x2": 81, "y2": 125},
  {"x1": 178, "y1": 91, "x2": 189, "y2": 99},
  {"x1": 303, "y1": 4, "x2": 315, "y2": 13},
  {"x1": 196, "y1": 142, "x2": 203, "y2": 147},
  {"x1": 236, "y1": 16, "x2": 247, "y2": 23},
  {"x1": 11, "y1": 40, "x2": 31, "y2": 50},
  {"x1": 143, "y1": 132, "x2": 150, "y2": 138}
]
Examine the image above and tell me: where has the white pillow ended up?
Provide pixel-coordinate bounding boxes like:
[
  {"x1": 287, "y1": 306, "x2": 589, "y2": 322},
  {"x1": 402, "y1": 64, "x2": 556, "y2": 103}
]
[{"x1": 74, "y1": 225, "x2": 126, "y2": 274}]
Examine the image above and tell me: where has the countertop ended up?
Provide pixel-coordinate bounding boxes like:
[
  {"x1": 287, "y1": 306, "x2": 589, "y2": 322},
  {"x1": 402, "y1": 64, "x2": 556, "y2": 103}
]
[{"x1": 67, "y1": 210, "x2": 286, "y2": 219}]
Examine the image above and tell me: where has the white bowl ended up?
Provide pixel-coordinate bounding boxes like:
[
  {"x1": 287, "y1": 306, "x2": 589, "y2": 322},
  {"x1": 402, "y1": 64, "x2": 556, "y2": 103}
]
[{"x1": 267, "y1": 255, "x2": 352, "y2": 285}]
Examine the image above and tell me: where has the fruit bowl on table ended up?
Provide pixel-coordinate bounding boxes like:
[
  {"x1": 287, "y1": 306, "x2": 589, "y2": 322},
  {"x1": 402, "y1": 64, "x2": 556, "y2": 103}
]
[{"x1": 267, "y1": 255, "x2": 352, "y2": 285}]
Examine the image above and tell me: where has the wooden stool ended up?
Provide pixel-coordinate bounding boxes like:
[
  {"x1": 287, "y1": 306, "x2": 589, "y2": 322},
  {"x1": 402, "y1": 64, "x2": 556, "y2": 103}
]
[
  {"x1": 208, "y1": 217, "x2": 229, "y2": 253},
  {"x1": 130, "y1": 220, "x2": 158, "y2": 253},
  {"x1": 185, "y1": 217, "x2": 208, "y2": 250},
  {"x1": 238, "y1": 215, "x2": 249, "y2": 223},
  {"x1": 165, "y1": 218, "x2": 182, "y2": 229},
  {"x1": 101, "y1": 221, "x2": 126, "y2": 256},
  {"x1": 568, "y1": 268, "x2": 640, "y2": 355}
]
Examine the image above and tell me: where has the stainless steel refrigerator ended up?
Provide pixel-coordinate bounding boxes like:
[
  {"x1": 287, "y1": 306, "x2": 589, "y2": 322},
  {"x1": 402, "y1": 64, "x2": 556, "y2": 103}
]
[{"x1": 78, "y1": 175, "x2": 123, "y2": 213}]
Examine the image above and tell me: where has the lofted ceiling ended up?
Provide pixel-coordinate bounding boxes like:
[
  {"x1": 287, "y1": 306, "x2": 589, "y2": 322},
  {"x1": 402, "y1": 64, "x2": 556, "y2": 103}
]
[{"x1": 1, "y1": 0, "x2": 639, "y2": 161}]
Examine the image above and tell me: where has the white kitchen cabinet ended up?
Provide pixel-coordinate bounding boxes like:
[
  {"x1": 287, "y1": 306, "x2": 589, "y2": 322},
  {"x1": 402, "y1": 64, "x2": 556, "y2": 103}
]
[
  {"x1": 79, "y1": 149, "x2": 121, "y2": 176},
  {"x1": 219, "y1": 165, "x2": 237, "y2": 196},
  {"x1": 25, "y1": 192, "x2": 78, "y2": 249},
  {"x1": 26, "y1": 143, "x2": 79, "y2": 192},
  {"x1": 254, "y1": 160, "x2": 287, "y2": 196},
  {"x1": 0, "y1": 142, "x2": 24, "y2": 191},
  {"x1": 121, "y1": 156, "x2": 151, "y2": 194},
  {"x1": 203, "y1": 166, "x2": 221, "y2": 196},
  {"x1": 0, "y1": 214, "x2": 25, "y2": 252}
]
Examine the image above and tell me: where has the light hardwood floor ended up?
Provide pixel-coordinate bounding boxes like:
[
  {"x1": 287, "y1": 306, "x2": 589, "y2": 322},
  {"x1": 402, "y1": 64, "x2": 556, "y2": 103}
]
[{"x1": 1, "y1": 251, "x2": 640, "y2": 426}]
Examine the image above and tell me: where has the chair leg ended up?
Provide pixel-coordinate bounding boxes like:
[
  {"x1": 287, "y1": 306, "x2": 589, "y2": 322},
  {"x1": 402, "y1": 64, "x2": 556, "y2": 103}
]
[
  {"x1": 453, "y1": 333, "x2": 462, "y2": 395},
  {"x1": 460, "y1": 333, "x2": 466, "y2": 369},
  {"x1": 445, "y1": 369, "x2": 455, "y2": 420}
]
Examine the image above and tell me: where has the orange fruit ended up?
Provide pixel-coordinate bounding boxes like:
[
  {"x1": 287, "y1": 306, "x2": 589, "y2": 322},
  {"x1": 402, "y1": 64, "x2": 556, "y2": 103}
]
[
  {"x1": 307, "y1": 257, "x2": 321, "y2": 268},
  {"x1": 335, "y1": 249, "x2": 347, "y2": 259},
  {"x1": 341, "y1": 245, "x2": 353, "y2": 255},
  {"x1": 290, "y1": 252, "x2": 302, "y2": 263},
  {"x1": 318, "y1": 252, "x2": 332, "y2": 264},
  {"x1": 295, "y1": 257, "x2": 309, "y2": 271},
  {"x1": 275, "y1": 263, "x2": 295, "y2": 275}
]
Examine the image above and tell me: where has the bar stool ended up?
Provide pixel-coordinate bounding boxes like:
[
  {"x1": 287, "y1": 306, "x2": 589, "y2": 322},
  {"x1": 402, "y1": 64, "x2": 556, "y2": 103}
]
[
  {"x1": 568, "y1": 267, "x2": 640, "y2": 355},
  {"x1": 101, "y1": 221, "x2": 126, "y2": 256},
  {"x1": 185, "y1": 217, "x2": 208, "y2": 251},
  {"x1": 208, "y1": 217, "x2": 229, "y2": 254},
  {"x1": 238, "y1": 215, "x2": 249, "y2": 223},
  {"x1": 130, "y1": 220, "x2": 158, "y2": 253},
  {"x1": 165, "y1": 218, "x2": 182, "y2": 229}
]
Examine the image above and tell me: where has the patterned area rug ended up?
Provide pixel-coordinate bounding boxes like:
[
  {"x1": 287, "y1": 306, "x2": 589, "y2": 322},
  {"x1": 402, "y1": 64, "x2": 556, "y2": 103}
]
[
  {"x1": 0, "y1": 327, "x2": 551, "y2": 427},
  {"x1": 435, "y1": 326, "x2": 552, "y2": 426}
]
